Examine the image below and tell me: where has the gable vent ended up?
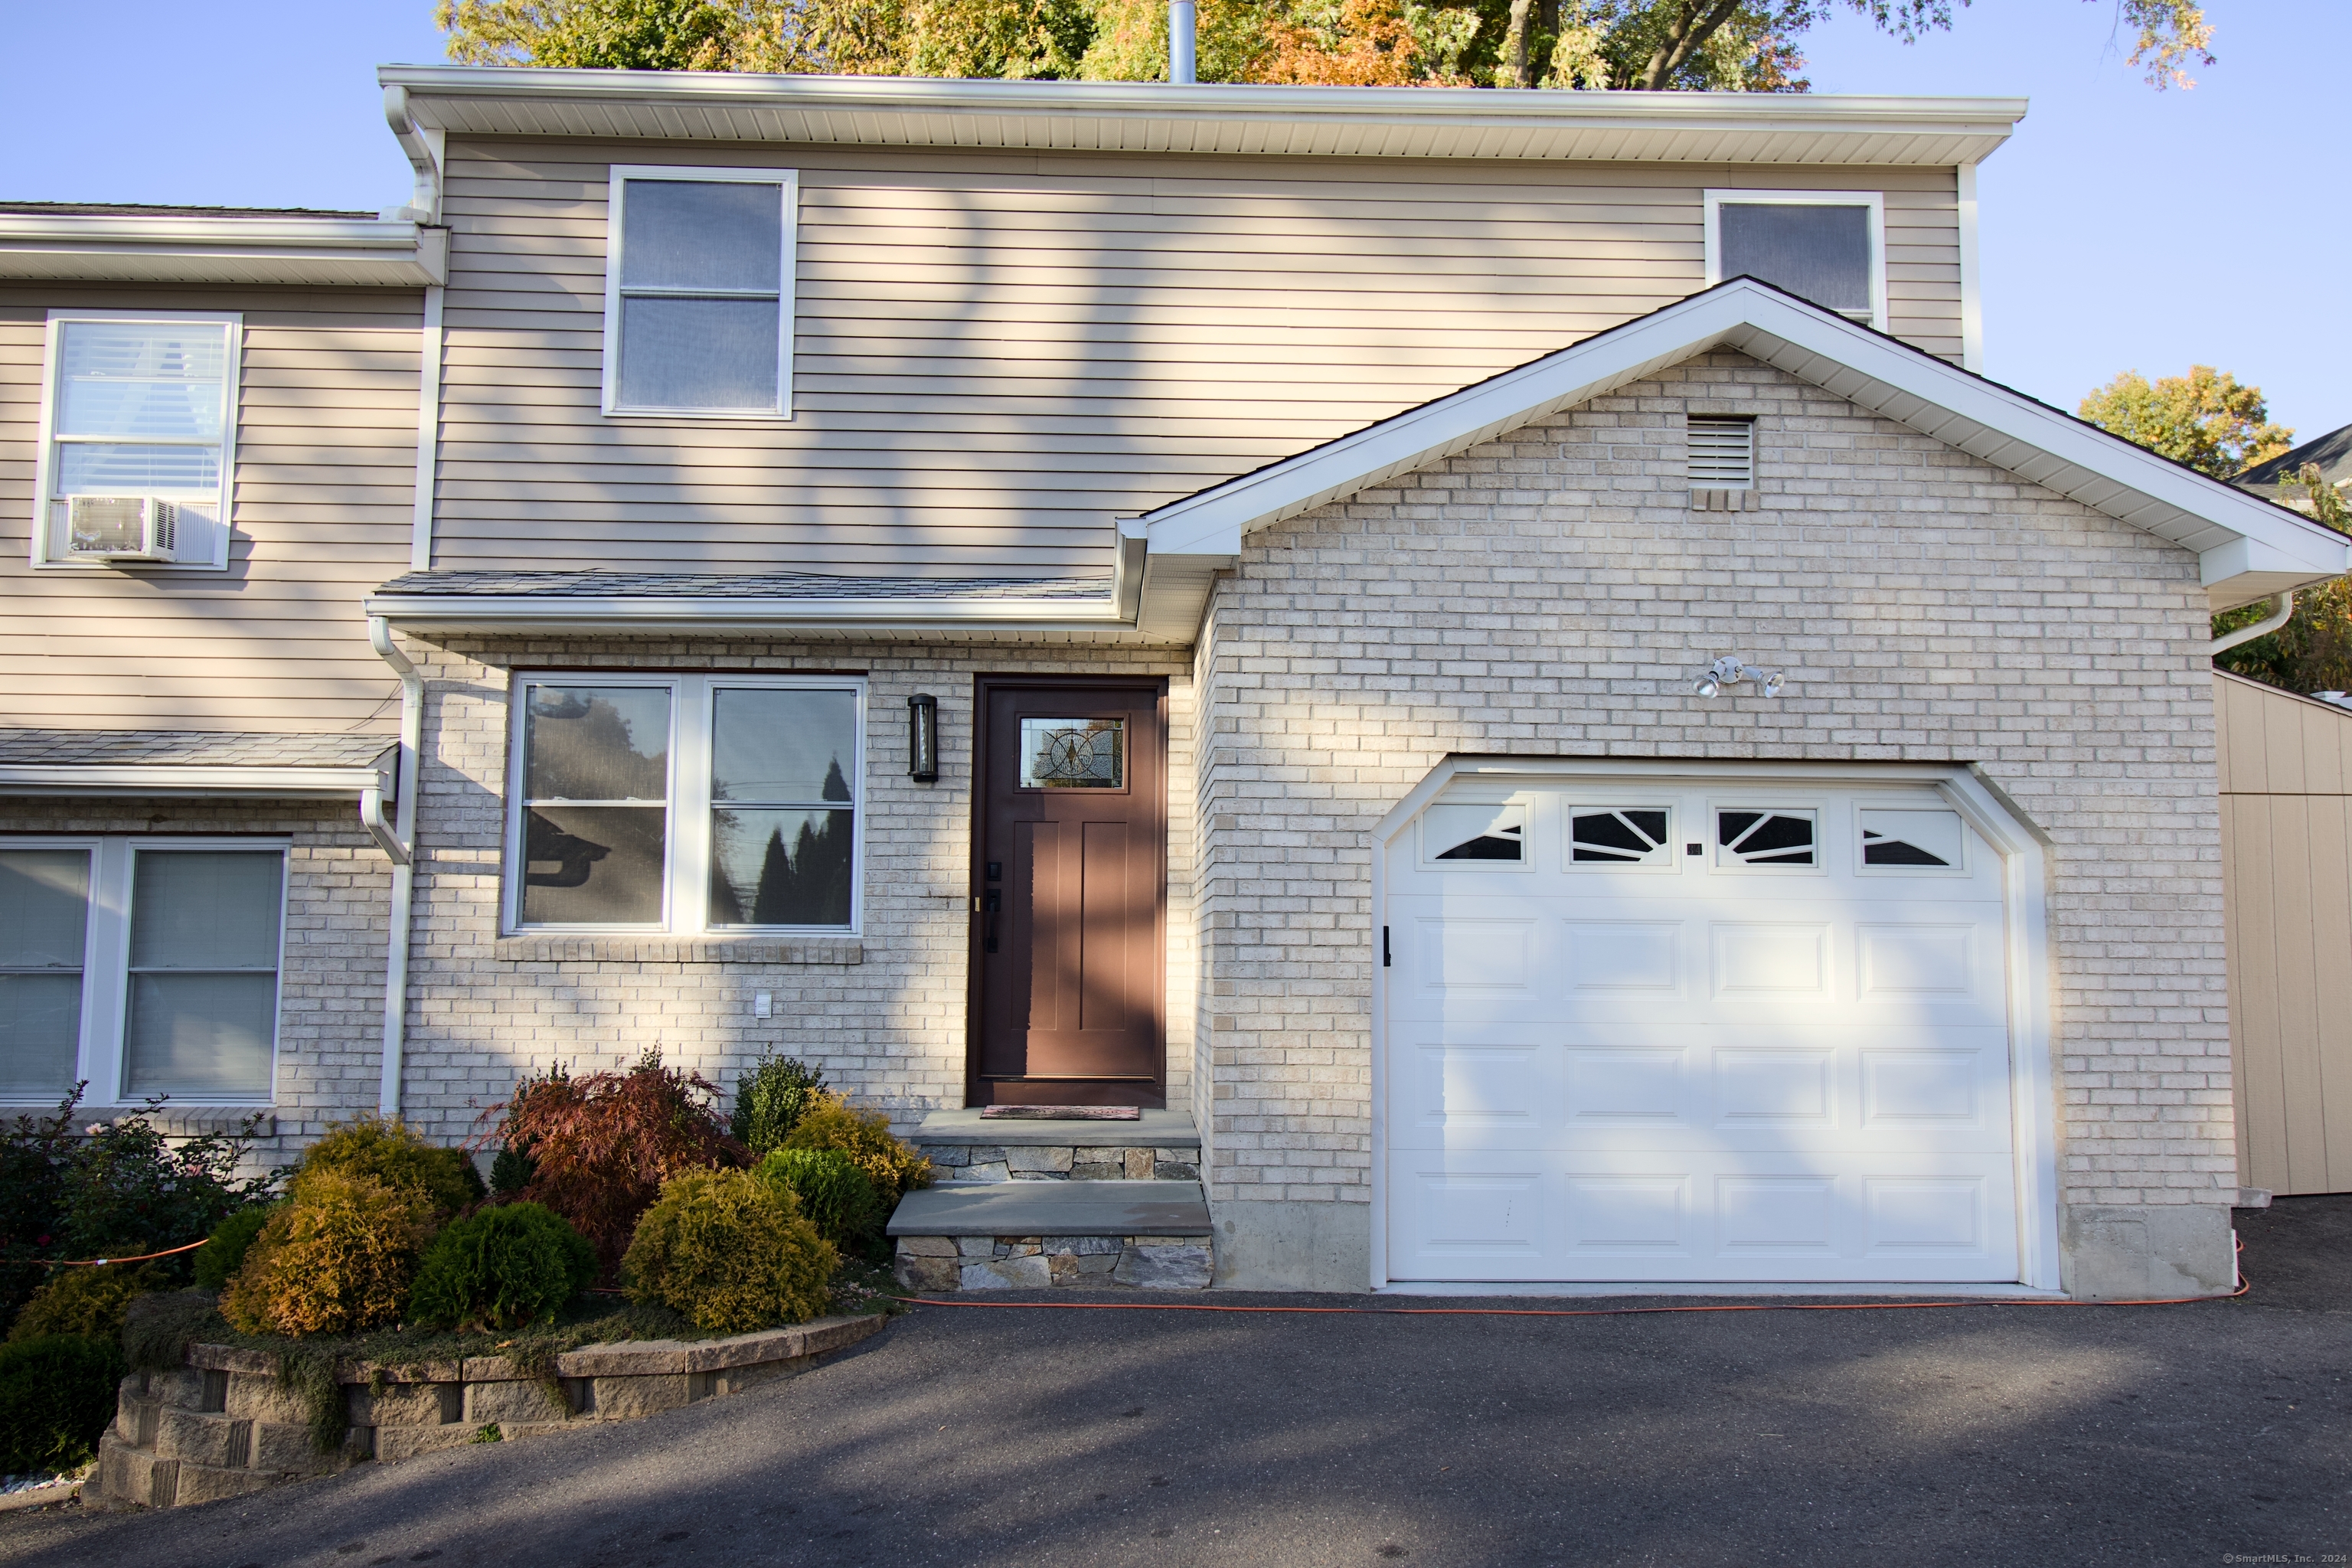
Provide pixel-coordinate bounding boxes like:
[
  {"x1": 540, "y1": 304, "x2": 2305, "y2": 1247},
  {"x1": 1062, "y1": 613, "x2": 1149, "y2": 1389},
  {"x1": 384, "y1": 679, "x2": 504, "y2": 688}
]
[{"x1": 1688, "y1": 417, "x2": 1755, "y2": 486}]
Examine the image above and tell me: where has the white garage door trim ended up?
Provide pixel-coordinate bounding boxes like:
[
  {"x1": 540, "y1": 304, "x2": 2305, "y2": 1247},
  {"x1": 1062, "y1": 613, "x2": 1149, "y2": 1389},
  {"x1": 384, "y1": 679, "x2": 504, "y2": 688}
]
[{"x1": 1367, "y1": 758, "x2": 2060, "y2": 1292}]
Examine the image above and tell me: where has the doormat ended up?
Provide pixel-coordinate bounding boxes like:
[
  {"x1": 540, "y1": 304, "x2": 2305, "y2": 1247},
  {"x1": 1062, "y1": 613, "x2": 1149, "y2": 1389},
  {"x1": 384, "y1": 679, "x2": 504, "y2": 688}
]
[{"x1": 979, "y1": 1105, "x2": 1142, "y2": 1121}]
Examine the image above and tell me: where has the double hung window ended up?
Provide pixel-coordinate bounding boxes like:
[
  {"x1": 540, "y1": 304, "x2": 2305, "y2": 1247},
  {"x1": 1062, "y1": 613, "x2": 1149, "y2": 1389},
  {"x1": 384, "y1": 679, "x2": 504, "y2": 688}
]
[
  {"x1": 602, "y1": 167, "x2": 797, "y2": 419},
  {"x1": 1704, "y1": 191, "x2": 1885, "y2": 329},
  {"x1": 0, "y1": 840, "x2": 286, "y2": 1105},
  {"x1": 508, "y1": 675, "x2": 864, "y2": 934},
  {"x1": 32, "y1": 312, "x2": 240, "y2": 568}
]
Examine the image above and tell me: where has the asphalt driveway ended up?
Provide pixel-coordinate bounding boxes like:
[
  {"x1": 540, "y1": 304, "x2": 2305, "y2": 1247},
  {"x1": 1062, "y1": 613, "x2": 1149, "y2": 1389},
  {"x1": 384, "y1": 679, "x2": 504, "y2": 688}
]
[{"x1": 5, "y1": 1197, "x2": 2346, "y2": 1568}]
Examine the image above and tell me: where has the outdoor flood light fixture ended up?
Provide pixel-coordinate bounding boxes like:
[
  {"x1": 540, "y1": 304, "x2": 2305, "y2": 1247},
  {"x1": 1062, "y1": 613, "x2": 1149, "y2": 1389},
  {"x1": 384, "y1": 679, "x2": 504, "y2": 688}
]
[
  {"x1": 1694, "y1": 656, "x2": 1785, "y2": 700},
  {"x1": 907, "y1": 694, "x2": 939, "y2": 782}
]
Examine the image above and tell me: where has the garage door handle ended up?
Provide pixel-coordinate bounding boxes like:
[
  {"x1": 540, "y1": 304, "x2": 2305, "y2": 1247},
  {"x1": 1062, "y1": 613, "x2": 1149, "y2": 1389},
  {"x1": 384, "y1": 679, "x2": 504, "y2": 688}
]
[{"x1": 1382, "y1": 926, "x2": 1390, "y2": 968}]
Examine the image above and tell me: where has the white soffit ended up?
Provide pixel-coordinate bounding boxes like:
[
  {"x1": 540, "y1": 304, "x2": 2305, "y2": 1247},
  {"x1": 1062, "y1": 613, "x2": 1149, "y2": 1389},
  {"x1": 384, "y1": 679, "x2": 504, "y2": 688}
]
[
  {"x1": 0, "y1": 214, "x2": 446, "y2": 286},
  {"x1": 1140, "y1": 278, "x2": 2350, "y2": 611},
  {"x1": 378, "y1": 67, "x2": 2024, "y2": 167}
]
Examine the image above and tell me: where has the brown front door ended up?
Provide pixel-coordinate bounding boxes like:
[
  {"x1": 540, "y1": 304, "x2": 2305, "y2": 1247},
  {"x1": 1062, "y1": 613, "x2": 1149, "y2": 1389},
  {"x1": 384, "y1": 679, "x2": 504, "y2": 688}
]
[{"x1": 970, "y1": 677, "x2": 1168, "y2": 1107}]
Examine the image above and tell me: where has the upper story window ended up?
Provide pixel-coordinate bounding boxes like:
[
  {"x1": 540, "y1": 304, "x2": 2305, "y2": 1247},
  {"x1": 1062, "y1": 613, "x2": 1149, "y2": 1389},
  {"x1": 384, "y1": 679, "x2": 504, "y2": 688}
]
[
  {"x1": 0, "y1": 839, "x2": 286, "y2": 1105},
  {"x1": 602, "y1": 167, "x2": 798, "y2": 420},
  {"x1": 31, "y1": 312, "x2": 240, "y2": 570},
  {"x1": 506, "y1": 674, "x2": 864, "y2": 934},
  {"x1": 1704, "y1": 191, "x2": 1885, "y2": 331}
]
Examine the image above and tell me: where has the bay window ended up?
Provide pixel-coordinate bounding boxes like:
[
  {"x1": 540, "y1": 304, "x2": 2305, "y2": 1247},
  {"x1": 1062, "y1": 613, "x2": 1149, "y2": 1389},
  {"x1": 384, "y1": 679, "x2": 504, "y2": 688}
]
[{"x1": 507, "y1": 675, "x2": 864, "y2": 934}]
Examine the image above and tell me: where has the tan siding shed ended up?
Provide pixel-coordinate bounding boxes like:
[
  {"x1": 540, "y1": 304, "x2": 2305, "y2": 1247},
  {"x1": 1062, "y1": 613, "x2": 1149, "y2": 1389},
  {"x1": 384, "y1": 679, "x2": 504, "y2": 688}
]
[{"x1": 2216, "y1": 670, "x2": 2352, "y2": 1194}]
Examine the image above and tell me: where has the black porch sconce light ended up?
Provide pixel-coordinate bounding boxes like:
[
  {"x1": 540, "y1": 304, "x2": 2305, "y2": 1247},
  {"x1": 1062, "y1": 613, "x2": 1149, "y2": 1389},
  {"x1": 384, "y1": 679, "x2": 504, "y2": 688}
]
[{"x1": 907, "y1": 694, "x2": 939, "y2": 782}]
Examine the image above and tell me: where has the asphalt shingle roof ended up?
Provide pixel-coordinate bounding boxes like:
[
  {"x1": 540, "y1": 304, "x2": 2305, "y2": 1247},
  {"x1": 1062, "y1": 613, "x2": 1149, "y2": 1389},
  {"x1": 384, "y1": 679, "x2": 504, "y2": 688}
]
[
  {"x1": 0, "y1": 730, "x2": 395, "y2": 769},
  {"x1": 0, "y1": 201, "x2": 377, "y2": 219},
  {"x1": 2234, "y1": 421, "x2": 2352, "y2": 490}
]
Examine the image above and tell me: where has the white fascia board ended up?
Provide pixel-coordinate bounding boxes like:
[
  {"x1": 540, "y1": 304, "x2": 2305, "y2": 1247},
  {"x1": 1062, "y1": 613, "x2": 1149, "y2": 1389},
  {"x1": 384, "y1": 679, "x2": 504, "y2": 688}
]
[
  {"x1": 361, "y1": 593, "x2": 1132, "y2": 634},
  {"x1": 0, "y1": 216, "x2": 445, "y2": 286},
  {"x1": 1143, "y1": 279, "x2": 2350, "y2": 596},
  {"x1": 380, "y1": 66, "x2": 2024, "y2": 166},
  {"x1": 0, "y1": 764, "x2": 390, "y2": 799}
]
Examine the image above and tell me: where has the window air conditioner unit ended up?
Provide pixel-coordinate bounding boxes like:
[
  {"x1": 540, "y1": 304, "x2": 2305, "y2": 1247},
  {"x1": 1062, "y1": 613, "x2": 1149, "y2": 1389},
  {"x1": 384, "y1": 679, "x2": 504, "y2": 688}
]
[{"x1": 66, "y1": 496, "x2": 178, "y2": 563}]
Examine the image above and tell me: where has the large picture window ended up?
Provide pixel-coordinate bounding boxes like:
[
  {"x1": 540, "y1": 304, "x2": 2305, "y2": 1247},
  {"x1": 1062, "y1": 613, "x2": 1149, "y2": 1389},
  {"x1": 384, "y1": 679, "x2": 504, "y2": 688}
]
[
  {"x1": 507, "y1": 675, "x2": 864, "y2": 934},
  {"x1": 602, "y1": 167, "x2": 797, "y2": 420},
  {"x1": 1704, "y1": 191, "x2": 1885, "y2": 329},
  {"x1": 0, "y1": 839, "x2": 285, "y2": 1105},
  {"x1": 31, "y1": 312, "x2": 240, "y2": 570}
]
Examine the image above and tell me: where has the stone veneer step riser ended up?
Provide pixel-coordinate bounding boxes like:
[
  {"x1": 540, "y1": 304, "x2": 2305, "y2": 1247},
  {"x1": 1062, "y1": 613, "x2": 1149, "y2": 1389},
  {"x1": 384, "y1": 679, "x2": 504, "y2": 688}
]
[
  {"x1": 918, "y1": 1143, "x2": 1200, "y2": 1184},
  {"x1": 894, "y1": 1233, "x2": 1213, "y2": 1292}
]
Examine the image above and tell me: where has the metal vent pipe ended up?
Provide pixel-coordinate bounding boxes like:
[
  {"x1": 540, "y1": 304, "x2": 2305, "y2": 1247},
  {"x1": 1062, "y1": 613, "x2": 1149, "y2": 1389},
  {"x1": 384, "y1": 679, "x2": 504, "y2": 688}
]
[{"x1": 1170, "y1": 0, "x2": 1196, "y2": 82}]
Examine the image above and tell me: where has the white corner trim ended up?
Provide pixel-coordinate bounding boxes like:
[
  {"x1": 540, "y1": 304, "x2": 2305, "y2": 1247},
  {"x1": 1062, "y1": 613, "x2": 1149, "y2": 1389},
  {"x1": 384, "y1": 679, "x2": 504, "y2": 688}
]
[
  {"x1": 1956, "y1": 161, "x2": 1983, "y2": 374},
  {"x1": 1141, "y1": 279, "x2": 2350, "y2": 599},
  {"x1": 410, "y1": 286, "x2": 443, "y2": 572}
]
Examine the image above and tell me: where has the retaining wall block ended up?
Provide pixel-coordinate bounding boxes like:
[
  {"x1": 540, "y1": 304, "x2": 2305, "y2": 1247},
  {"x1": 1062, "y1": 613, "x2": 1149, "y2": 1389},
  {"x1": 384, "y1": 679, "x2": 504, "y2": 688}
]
[
  {"x1": 171, "y1": 1463, "x2": 278, "y2": 1506},
  {"x1": 584, "y1": 1373, "x2": 692, "y2": 1420},
  {"x1": 155, "y1": 1409, "x2": 240, "y2": 1468},
  {"x1": 250, "y1": 1422, "x2": 329, "y2": 1474},
  {"x1": 151, "y1": 1369, "x2": 207, "y2": 1410},
  {"x1": 349, "y1": 1382, "x2": 460, "y2": 1427},
  {"x1": 463, "y1": 1380, "x2": 567, "y2": 1426},
  {"x1": 224, "y1": 1372, "x2": 311, "y2": 1426}
]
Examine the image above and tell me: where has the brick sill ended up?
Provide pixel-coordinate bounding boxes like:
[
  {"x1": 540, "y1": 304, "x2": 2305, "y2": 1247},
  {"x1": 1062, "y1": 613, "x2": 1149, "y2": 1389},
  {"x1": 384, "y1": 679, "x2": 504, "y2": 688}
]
[{"x1": 492, "y1": 936, "x2": 863, "y2": 965}]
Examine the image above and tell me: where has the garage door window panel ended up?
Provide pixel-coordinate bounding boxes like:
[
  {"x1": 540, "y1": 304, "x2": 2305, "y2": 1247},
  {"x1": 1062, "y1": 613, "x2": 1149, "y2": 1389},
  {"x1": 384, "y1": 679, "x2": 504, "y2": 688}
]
[
  {"x1": 1421, "y1": 803, "x2": 1526, "y2": 865},
  {"x1": 1568, "y1": 808, "x2": 1674, "y2": 868},
  {"x1": 1858, "y1": 808, "x2": 1968, "y2": 873},
  {"x1": 1716, "y1": 808, "x2": 1819, "y2": 869}
]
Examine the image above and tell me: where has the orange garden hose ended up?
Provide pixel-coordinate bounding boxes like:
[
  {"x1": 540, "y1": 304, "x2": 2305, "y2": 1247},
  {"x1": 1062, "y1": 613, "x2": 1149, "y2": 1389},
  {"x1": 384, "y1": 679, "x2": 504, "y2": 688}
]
[{"x1": 30, "y1": 1239, "x2": 207, "y2": 1269}]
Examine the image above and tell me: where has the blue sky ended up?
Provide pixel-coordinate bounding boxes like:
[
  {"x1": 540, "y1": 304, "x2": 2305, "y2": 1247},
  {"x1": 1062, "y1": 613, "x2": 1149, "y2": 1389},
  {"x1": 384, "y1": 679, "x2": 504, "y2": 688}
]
[{"x1": 2, "y1": 1, "x2": 2341, "y2": 438}]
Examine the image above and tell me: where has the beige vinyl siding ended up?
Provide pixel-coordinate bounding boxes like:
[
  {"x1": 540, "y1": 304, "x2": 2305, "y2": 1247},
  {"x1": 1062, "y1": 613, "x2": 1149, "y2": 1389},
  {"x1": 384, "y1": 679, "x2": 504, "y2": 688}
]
[
  {"x1": 432, "y1": 141, "x2": 1961, "y2": 576},
  {"x1": 2216, "y1": 671, "x2": 2352, "y2": 1195},
  {"x1": 0, "y1": 286, "x2": 421, "y2": 732}
]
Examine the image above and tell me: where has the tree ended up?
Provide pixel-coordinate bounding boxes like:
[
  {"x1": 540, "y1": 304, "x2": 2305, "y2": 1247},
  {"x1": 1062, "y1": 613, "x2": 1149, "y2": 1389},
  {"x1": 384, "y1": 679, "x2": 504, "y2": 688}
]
[
  {"x1": 2213, "y1": 464, "x2": 2352, "y2": 697},
  {"x1": 439, "y1": 0, "x2": 2214, "y2": 91},
  {"x1": 2077, "y1": 366, "x2": 2295, "y2": 480}
]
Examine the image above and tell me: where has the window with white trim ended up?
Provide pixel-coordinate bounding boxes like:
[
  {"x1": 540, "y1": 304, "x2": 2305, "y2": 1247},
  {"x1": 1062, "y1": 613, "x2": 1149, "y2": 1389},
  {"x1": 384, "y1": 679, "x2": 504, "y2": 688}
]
[
  {"x1": 1704, "y1": 191, "x2": 1885, "y2": 329},
  {"x1": 0, "y1": 839, "x2": 286, "y2": 1105},
  {"x1": 32, "y1": 312, "x2": 240, "y2": 570},
  {"x1": 507, "y1": 675, "x2": 864, "y2": 933},
  {"x1": 602, "y1": 167, "x2": 798, "y2": 419}
]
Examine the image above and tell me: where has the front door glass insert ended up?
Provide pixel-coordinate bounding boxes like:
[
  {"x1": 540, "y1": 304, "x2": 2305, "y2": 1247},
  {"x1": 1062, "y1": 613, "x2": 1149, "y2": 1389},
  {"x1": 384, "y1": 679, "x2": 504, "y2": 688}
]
[{"x1": 1018, "y1": 717, "x2": 1125, "y2": 789}]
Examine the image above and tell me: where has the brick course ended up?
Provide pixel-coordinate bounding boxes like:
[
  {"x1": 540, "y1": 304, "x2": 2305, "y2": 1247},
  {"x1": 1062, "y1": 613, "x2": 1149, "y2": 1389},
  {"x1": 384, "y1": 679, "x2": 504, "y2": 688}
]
[{"x1": 1192, "y1": 351, "x2": 2233, "y2": 1220}]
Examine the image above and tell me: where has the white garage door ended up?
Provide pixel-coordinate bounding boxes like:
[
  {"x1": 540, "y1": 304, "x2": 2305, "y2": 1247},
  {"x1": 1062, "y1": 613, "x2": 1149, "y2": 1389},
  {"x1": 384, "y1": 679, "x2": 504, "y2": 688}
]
[{"x1": 1383, "y1": 779, "x2": 2022, "y2": 1284}]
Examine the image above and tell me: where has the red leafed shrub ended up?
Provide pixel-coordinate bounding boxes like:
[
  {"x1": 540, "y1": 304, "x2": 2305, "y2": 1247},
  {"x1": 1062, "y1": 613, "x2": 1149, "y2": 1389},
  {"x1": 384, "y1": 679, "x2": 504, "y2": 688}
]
[{"x1": 479, "y1": 1050, "x2": 743, "y2": 1279}]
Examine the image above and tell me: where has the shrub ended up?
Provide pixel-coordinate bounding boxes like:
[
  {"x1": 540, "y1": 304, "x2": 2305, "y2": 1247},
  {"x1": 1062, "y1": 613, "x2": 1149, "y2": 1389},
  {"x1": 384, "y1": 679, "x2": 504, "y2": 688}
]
[
  {"x1": 407, "y1": 1204, "x2": 596, "y2": 1332},
  {"x1": 731, "y1": 1054, "x2": 827, "y2": 1157},
  {"x1": 488, "y1": 1145, "x2": 534, "y2": 1197},
  {"x1": 5, "y1": 1262, "x2": 170, "y2": 1344},
  {"x1": 194, "y1": 1206, "x2": 277, "y2": 1292},
  {"x1": 219, "y1": 1171, "x2": 436, "y2": 1338},
  {"x1": 754, "y1": 1148, "x2": 882, "y2": 1248},
  {"x1": 622, "y1": 1169, "x2": 835, "y2": 1334},
  {"x1": 0, "y1": 1334, "x2": 124, "y2": 1474},
  {"x1": 781, "y1": 1093, "x2": 933, "y2": 1208},
  {"x1": 482, "y1": 1051, "x2": 743, "y2": 1281},
  {"x1": 1, "y1": 1086, "x2": 273, "y2": 1327},
  {"x1": 295, "y1": 1116, "x2": 482, "y2": 1220}
]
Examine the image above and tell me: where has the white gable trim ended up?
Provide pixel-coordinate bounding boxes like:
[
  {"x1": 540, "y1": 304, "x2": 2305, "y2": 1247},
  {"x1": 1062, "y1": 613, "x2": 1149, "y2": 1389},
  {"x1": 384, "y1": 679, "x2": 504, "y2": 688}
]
[{"x1": 1138, "y1": 279, "x2": 2348, "y2": 612}]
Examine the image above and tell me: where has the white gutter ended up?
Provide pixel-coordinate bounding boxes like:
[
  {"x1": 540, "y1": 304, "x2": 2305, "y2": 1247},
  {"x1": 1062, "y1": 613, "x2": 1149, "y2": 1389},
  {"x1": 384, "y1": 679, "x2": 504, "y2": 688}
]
[
  {"x1": 369, "y1": 617, "x2": 424, "y2": 1119},
  {"x1": 382, "y1": 86, "x2": 447, "y2": 224},
  {"x1": 2210, "y1": 592, "x2": 2294, "y2": 656},
  {"x1": 0, "y1": 211, "x2": 446, "y2": 286},
  {"x1": 0, "y1": 763, "x2": 390, "y2": 799}
]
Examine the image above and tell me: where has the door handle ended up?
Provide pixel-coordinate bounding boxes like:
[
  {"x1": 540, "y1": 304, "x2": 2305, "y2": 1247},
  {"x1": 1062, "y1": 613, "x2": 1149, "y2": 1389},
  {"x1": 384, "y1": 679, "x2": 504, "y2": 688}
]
[{"x1": 982, "y1": 888, "x2": 1001, "y2": 953}]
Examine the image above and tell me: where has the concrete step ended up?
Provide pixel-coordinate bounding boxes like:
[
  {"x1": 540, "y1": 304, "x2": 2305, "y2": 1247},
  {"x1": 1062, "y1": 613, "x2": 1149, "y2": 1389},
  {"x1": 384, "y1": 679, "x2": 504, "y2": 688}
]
[
  {"x1": 889, "y1": 1179, "x2": 1210, "y2": 1237},
  {"x1": 911, "y1": 1106, "x2": 1199, "y2": 1147}
]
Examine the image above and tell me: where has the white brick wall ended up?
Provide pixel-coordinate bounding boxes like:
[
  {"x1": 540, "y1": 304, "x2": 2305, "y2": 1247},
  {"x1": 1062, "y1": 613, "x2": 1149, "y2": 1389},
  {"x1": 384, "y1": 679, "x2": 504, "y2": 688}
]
[
  {"x1": 1193, "y1": 351, "x2": 2233, "y2": 1216},
  {"x1": 390, "y1": 639, "x2": 1196, "y2": 1145}
]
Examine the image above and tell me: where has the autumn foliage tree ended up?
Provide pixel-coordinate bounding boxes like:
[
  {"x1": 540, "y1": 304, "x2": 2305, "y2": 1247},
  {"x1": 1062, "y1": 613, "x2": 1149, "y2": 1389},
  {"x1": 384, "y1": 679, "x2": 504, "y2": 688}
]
[
  {"x1": 2078, "y1": 366, "x2": 2296, "y2": 480},
  {"x1": 439, "y1": 0, "x2": 2214, "y2": 93},
  {"x1": 2213, "y1": 465, "x2": 2352, "y2": 697}
]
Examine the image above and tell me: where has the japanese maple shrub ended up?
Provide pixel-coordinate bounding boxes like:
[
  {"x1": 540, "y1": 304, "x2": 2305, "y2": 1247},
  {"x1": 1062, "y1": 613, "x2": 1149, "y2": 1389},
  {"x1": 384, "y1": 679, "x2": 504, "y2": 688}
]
[{"x1": 485, "y1": 1051, "x2": 743, "y2": 1280}]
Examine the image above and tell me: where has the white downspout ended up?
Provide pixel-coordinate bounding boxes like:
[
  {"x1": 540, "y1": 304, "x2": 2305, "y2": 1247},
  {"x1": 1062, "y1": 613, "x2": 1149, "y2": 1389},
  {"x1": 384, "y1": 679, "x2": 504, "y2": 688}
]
[
  {"x1": 2211, "y1": 592, "x2": 2294, "y2": 657},
  {"x1": 1169, "y1": 0, "x2": 1196, "y2": 82},
  {"x1": 368, "y1": 616, "x2": 423, "y2": 1118}
]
